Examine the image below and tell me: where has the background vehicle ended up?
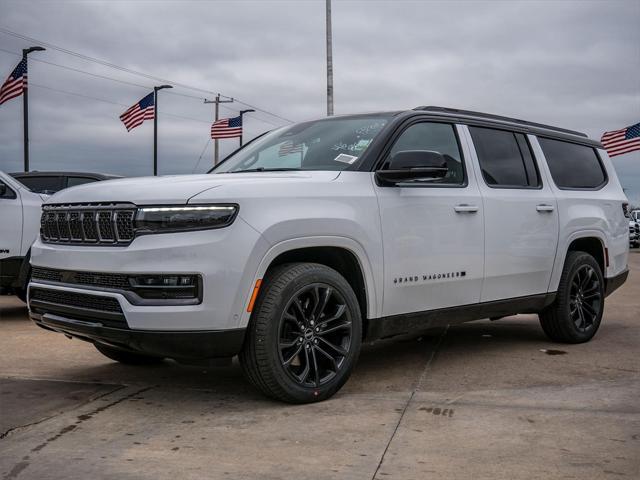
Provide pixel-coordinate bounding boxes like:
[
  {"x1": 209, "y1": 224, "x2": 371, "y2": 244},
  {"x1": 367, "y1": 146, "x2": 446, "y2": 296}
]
[
  {"x1": 10, "y1": 171, "x2": 121, "y2": 195},
  {"x1": 630, "y1": 220, "x2": 640, "y2": 248},
  {"x1": 28, "y1": 107, "x2": 629, "y2": 403},
  {"x1": 0, "y1": 171, "x2": 46, "y2": 301},
  {"x1": 1, "y1": 170, "x2": 120, "y2": 302}
]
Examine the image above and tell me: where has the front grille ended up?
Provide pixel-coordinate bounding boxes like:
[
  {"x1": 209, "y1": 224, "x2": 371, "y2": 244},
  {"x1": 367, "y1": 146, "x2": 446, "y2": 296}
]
[
  {"x1": 32, "y1": 267, "x2": 131, "y2": 290},
  {"x1": 30, "y1": 288, "x2": 123, "y2": 313},
  {"x1": 41, "y1": 203, "x2": 136, "y2": 246}
]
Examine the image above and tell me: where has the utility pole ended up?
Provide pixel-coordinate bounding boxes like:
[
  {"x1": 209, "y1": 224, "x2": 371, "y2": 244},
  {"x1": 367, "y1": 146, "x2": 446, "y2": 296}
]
[
  {"x1": 239, "y1": 109, "x2": 255, "y2": 147},
  {"x1": 22, "y1": 46, "x2": 46, "y2": 172},
  {"x1": 204, "y1": 95, "x2": 234, "y2": 165},
  {"x1": 153, "y1": 85, "x2": 172, "y2": 176},
  {"x1": 325, "y1": 0, "x2": 334, "y2": 116}
]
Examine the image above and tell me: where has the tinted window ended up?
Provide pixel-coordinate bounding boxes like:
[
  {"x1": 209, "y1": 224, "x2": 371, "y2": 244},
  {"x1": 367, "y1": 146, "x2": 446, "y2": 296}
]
[
  {"x1": 538, "y1": 137, "x2": 606, "y2": 189},
  {"x1": 386, "y1": 122, "x2": 465, "y2": 185},
  {"x1": 213, "y1": 115, "x2": 389, "y2": 173},
  {"x1": 67, "y1": 176, "x2": 98, "y2": 188},
  {"x1": 16, "y1": 176, "x2": 63, "y2": 193},
  {"x1": 0, "y1": 181, "x2": 17, "y2": 199},
  {"x1": 469, "y1": 127, "x2": 540, "y2": 188}
]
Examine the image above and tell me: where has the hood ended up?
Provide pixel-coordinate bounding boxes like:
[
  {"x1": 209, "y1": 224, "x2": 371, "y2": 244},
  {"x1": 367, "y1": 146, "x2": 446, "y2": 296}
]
[{"x1": 45, "y1": 171, "x2": 341, "y2": 205}]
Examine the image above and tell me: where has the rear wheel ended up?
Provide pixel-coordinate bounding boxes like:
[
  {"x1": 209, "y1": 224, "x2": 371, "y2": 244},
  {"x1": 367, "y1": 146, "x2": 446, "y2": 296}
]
[
  {"x1": 539, "y1": 251, "x2": 604, "y2": 343},
  {"x1": 94, "y1": 342, "x2": 164, "y2": 365},
  {"x1": 240, "y1": 262, "x2": 362, "y2": 403}
]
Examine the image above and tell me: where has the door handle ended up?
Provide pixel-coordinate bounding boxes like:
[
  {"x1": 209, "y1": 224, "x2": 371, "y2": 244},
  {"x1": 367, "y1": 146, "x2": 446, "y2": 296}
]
[
  {"x1": 454, "y1": 204, "x2": 479, "y2": 213},
  {"x1": 536, "y1": 204, "x2": 555, "y2": 212}
]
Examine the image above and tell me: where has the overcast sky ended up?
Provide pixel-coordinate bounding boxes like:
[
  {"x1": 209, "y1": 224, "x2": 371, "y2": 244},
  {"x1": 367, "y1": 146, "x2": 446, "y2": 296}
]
[{"x1": 0, "y1": 0, "x2": 639, "y2": 202}]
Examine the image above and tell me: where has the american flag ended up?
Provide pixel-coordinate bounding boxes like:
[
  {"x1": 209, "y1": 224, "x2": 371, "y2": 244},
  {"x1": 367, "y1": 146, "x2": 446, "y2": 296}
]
[
  {"x1": 211, "y1": 115, "x2": 242, "y2": 139},
  {"x1": 601, "y1": 123, "x2": 640, "y2": 157},
  {"x1": 120, "y1": 93, "x2": 155, "y2": 131},
  {"x1": 0, "y1": 58, "x2": 27, "y2": 106},
  {"x1": 278, "y1": 140, "x2": 303, "y2": 156}
]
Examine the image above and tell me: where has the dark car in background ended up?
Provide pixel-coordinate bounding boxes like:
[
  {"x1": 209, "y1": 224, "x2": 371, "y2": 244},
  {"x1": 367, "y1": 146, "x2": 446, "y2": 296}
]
[{"x1": 10, "y1": 171, "x2": 121, "y2": 195}]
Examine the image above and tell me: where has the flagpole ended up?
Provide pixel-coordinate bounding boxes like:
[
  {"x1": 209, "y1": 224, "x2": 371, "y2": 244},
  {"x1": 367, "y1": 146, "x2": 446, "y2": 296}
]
[
  {"x1": 153, "y1": 85, "x2": 172, "y2": 176},
  {"x1": 326, "y1": 0, "x2": 334, "y2": 116},
  {"x1": 22, "y1": 46, "x2": 45, "y2": 172}
]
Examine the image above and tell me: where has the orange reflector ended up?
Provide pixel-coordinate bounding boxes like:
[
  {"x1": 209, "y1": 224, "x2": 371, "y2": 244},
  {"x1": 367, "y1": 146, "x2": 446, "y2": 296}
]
[{"x1": 247, "y1": 279, "x2": 262, "y2": 312}]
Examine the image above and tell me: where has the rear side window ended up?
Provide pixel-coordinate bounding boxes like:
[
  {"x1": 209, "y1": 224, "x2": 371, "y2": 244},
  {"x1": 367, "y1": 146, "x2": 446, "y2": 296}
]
[
  {"x1": 469, "y1": 127, "x2": 540, "y2": 188},
  {"x1": 15, "y1": 176, "x2": 63, "y2": 194},
  {"x1": 538, "y1": 137, "x2": 606, "y2": 189},
  {"x1": 67, "y1": 176, "x2": 98, "y2": 188}
]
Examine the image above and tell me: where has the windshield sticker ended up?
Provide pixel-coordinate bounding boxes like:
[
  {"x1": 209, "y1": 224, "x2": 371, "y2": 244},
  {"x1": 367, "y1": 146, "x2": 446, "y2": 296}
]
[
  {"x1": 355, "y1": 122, "x2": 387, "y2": 135},
  {"x1": 334, "y1": 153, "x2": 358, "y2": 164}
]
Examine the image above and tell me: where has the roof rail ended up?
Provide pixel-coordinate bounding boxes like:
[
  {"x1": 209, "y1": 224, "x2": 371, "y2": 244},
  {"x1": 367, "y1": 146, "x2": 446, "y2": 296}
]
[{"x1": 413, "y1": 106, "x2": 588, "y2": 138}]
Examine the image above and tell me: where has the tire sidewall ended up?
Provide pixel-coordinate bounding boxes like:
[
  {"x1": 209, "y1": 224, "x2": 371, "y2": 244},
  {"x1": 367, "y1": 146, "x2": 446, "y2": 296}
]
[
  {"x1": 258, "y1": 265, "x2": 362, "y2": 402},
  {"x1": 559, "y1": 253, "x2": 605, "y2": 342}
]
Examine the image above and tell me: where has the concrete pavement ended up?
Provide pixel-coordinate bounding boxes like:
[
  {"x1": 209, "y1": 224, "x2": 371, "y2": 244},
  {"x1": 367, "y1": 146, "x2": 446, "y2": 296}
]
[{"x1": 1, "y1": 252, "x2": 638, "y2": 479}]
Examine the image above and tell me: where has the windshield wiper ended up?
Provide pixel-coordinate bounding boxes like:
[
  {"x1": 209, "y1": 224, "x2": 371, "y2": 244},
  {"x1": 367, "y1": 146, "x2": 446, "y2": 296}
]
[{"x1": 224, "y1": 168, "x2": 303, "y2": 173}]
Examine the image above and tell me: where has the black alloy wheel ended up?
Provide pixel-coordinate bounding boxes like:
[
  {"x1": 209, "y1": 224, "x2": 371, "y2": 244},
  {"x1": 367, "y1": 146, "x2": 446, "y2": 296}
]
[
  {"x1": 278, "y1": 284, "x2": 353, "y2": 388},
  {"x1": 540, "y1": 251, "x2": 605, "y2": 343},
  {"x1": 240, "y1": 262, "x2": 362, "y2": 403},
  {"x1": 568, "y1": 264, "x2": 602, "y2": 333}
]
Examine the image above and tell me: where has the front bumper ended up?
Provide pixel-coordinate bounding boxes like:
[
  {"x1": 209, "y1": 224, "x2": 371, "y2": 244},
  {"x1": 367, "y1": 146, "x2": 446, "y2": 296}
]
[
  {"x1": 605, "y1": 268, "x2": 628, "y2": 297},
  {"x1": 29, "y1": 219, "x2": 270, "y2": 331},
  {"x1": 31, "y1": 311, "x2": 245, "y2": 359}
]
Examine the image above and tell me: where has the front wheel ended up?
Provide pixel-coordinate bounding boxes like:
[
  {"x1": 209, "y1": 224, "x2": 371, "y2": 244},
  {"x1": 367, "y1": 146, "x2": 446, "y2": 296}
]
[
  {"x1": 240, "y1": 263, "x2": 362, "y2": 403},
  {"x1": 539, "y1": 251, "x2": 605, "y2": 343}
]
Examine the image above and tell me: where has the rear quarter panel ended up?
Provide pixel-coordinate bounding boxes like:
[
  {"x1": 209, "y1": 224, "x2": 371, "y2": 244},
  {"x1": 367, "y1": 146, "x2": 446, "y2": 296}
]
[{"x1": 528, "y1": 140, "x2": 629, "y2": 290}]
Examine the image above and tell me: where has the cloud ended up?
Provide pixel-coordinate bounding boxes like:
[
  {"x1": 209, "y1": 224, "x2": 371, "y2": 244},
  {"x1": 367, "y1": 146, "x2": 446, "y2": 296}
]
[{"x1": 0, "y1": 0, "x2": 638, "y2": 197}]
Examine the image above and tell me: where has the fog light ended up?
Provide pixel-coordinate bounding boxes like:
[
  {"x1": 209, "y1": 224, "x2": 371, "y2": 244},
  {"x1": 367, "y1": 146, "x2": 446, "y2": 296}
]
[{"x1": 128, "y1": 274, "x2": 201, "y2": 301}]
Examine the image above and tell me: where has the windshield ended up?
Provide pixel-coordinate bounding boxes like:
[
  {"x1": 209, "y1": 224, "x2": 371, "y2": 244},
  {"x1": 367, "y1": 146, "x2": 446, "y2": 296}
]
[{"x1": 211, "y1": 114, "x2": 390, "y2": 173}]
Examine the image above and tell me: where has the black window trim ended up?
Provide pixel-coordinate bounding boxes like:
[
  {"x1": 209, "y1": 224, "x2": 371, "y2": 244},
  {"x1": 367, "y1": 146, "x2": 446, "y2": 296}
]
[
  {"x1": 468, "y1": 125, "x2": 544, "y2": 191},
  {"x1": 373, "y1": 118, "x2": 469, "y2": 189},
  {"x1": 15, "y1": 175, "x2": 64, "y2": 194},
  {"x1": 536, "y1": 135, "x2": 609, "y2": 191}
]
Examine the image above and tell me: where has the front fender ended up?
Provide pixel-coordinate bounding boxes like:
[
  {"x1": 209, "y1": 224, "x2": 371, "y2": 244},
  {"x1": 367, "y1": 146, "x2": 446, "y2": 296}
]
[{"x1": 238, "y1": 235, "x2": 382, "y2": 329}]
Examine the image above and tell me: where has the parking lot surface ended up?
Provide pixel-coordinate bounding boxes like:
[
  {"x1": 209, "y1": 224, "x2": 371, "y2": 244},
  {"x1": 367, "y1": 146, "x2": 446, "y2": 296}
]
[{"x1": 1, "y1": 253, "x2": 639, "y2": 480}]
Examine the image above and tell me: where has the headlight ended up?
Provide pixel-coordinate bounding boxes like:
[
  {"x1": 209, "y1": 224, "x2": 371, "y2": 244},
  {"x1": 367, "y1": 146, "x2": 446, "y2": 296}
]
[{"x1": 135, "y1": 204, "x2": 238, "y2": 233}]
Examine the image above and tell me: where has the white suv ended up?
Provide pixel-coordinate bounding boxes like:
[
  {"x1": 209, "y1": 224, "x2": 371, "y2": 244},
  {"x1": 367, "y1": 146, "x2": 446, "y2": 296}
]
[{"x1": 28, "y1": 106, "x2": 629, "y2": 403}]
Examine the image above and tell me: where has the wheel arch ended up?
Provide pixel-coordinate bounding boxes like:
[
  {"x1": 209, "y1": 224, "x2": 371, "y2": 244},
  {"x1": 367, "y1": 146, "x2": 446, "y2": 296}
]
[
  {"x1": 549, "y1": 230, "x2": 608, "y2": 293},
  {"x1": 240, "y1": 237, "x2": 380, "y2": 336}
]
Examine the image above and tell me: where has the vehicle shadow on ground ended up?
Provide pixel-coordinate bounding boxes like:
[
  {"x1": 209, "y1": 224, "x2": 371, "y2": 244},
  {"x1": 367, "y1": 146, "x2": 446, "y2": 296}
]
[
  {"x1": 34, "y1": 316, "x2": 558, "y2": 401},
  {"x1": 0, "y1": 302, "x2": 29, "y2": 320}
]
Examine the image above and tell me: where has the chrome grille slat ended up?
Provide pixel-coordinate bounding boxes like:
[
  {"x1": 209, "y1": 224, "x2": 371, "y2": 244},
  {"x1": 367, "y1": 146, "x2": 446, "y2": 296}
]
[{"x1": 41, "y1": 203, "x2": 136, "y2": 246}]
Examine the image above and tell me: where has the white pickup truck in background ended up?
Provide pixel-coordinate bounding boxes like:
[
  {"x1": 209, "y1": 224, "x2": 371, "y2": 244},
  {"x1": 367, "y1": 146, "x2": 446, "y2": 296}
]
[{"x1": 0, "y1": 171, "x2": 46, "y2": 301}]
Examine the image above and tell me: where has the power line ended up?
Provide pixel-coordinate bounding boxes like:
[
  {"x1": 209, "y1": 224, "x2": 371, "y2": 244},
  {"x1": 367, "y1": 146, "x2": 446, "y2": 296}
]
[
  {"x1": 29, "y1": 82, "x2": 212, "y2": 124},
  {"x1": 27, "y1": 82, "x2": 270, "y2": 138},
  {"x1": 0, "y1": 46, "x2": 286, "y2": 128},
  {"x1": 0, "y1": 27, "x2": 294, "y2": 124},
  {"x1": 191, "y1": 139, "x2": 211, "y2": 173}
]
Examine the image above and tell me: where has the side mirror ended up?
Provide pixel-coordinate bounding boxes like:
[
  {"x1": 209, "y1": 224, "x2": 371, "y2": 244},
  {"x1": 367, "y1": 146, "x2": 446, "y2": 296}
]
[
  {"x1": 0, "y1": 183, "x2": 6, "y2": 197},
  {"x1": 375, "y1": 150, "x2": 449, "y2": 186}
]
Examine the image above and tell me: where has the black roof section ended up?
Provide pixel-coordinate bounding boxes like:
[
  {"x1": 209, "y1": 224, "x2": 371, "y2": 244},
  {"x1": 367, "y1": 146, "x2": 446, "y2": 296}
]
[{"x1": 412, "y1": 106, "x2": 598, "y2": 145}]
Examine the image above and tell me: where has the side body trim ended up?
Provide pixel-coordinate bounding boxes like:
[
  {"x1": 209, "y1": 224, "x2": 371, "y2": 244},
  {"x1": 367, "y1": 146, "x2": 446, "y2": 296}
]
[{"x1": 365, "y1": 293, "x2": 556, "y2": 341}]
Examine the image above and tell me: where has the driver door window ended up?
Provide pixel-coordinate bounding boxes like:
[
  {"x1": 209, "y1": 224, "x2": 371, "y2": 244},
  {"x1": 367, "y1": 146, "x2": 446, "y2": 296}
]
[{"x1": 385, "y1": 122, "x2": 466, "y2": 186}]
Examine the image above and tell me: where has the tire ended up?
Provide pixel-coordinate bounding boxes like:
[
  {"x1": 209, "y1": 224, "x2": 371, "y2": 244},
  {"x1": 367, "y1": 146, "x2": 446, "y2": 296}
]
[
  {"x1": 14, "y1": 287, "x2": 27, "y2": 303},
  {"x1": 94, "y1": 342, "x2": 164, "y2": 365},
  {"x1": 239, "y1": 262, "x2": 362, "y2": 403},
  {"x1": 539, "y1": 251, "x2": 605, "y2": 343}
]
